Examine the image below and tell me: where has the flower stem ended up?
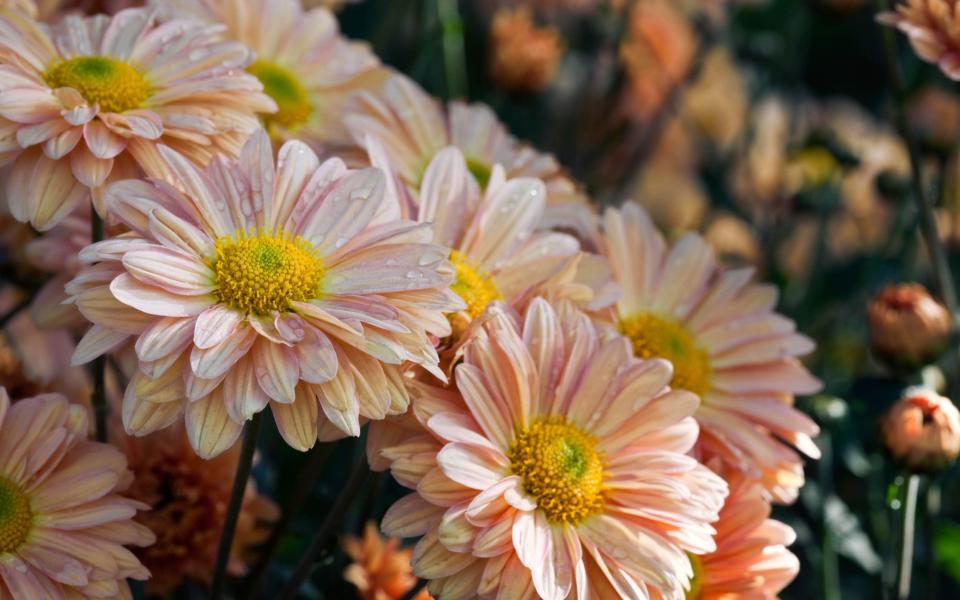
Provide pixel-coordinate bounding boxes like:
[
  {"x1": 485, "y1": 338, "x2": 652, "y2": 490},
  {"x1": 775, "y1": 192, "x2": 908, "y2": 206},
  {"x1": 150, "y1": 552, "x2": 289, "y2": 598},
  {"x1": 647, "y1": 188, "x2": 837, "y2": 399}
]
[
  {"x1": 877, "y1": 1, "x2": 959, "y2": 314},
  {"x1": 210, "y1": 412, "x2": 264, "y2": 600},
  {"x1": 276, "y1": 457, "x2": 370, "y2": 600},
  {"x1": 437, "y1": 0, "x2": 467, "y2": 99},
  {"x1": 896, "y1": 474, "x2": 920, "y2": 599},
  {"x1": 238, "y1": 440, "x2": 336, "y2": 600},
  {"x1": 90, "y1": 205, "x2": 108, "y2": 442},
  {"x1": 400, "y1": 578, "x2": 428, "y2": 600}
]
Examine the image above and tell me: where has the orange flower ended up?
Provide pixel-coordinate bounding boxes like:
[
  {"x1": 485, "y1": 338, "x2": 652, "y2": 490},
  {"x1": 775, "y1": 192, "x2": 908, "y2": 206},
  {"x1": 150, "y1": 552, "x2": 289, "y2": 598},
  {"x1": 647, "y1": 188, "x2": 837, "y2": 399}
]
[
  {"x1": 488, "y1": 8, "x2": 564, "y2": 94},
  {"x1": 868, "y1": 283, "x2": 951, "y2": 370},
  {"x1": 879, "y1": 0, "x2": 960, "y2": 80},
  {"x1": 343, "y1": 522, "x2": 431, "y2": 600},
  {"x1": 881, "y1": 388, "x2": 960, "y2": 472},
  {"x1": 117, "y1": 424, "x2": 278, "y2": 596}
]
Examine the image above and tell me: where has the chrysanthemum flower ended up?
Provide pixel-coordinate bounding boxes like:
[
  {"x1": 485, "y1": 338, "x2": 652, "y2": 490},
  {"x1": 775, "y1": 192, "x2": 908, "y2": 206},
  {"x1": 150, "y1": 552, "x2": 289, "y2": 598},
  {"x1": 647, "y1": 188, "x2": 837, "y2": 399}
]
[
  {"x1": 0, "y1": 6, "x2": 275, "y2": 230},
  {"x1": 377, "y1": 299, "x2": 728, "y2": 599},
  {"x1": 67, "y1": 129, "x2": 462, "y2": 458},
  {"x1": 601, "y1": 204, "x2": 821, "y2": 504},
  {"x1": 117, "y1": 424, "x2": 278, "y2": 596},
  {"x1": 345, "y1": 73, "x2": 594, "y2": 234},
  {"x1": 343, "y1": 522, "x2": 432, "y2": 600},
  {"x1": 879, "y1": 0, "x2": 960, "y2": 80},
  {"x1": 153, "y1": 0, "x2": 388, "y2": 151},
  {"x1": 0, "y1": 387, "x2": 155, "y2": 598},
  {"x1": 687, "y1": 468, "x2": 799, "y2": 599}
]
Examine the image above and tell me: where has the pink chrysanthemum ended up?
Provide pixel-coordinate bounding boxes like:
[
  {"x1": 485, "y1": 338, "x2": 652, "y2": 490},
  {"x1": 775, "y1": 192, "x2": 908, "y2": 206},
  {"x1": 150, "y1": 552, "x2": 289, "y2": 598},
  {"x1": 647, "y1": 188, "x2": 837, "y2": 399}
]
[
  {"x1": 376, "y1": 299, "x2": 728, "y2": 599},
  {"x1": 0, "y1": 387, "x2": 155, "y2": 598},
  {"x1": 601, "y1": 203, "x2": 822, "y2": 504},
  {"x1": 67, "y1": 129, "x2": 463, "y2": 458},
  {"x1": 688, "y1": 468, "x2": 799, "y2": 599},
  {"x1": 0, "y1": 6, "x2": 275, "y2": 230},
  {"x1": 151, "y1": 0, "x2": 388, "y2": 151}
]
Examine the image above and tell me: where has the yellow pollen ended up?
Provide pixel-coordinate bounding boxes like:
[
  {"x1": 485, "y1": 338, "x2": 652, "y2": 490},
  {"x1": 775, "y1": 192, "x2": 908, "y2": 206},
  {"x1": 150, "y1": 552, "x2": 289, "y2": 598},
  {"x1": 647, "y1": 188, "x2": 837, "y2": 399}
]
[
  {"x1": 0, "y1": 476, "x2": 33, "y2": 554},
  {"x1": 449, "y1": 251, "x2": 502, "y2": 320},
  {"x1": 247, "y1": 60, "x2": 313, "y2": 131},
  {"x1": 211, "y1": 229, "x2": 324, "y2": 315},
  {"x1": 507, "y1": 417, "x2": 605, "y2": 525},
  {"x1": 686, "y1": 553, "x2": 704, "y2": 599},
  {"x1": 619, "y1": 313, "x2": 712, "y2": 397},
  {"x1": 44, "y1": 56, "x2": 150, "y2": 113}
]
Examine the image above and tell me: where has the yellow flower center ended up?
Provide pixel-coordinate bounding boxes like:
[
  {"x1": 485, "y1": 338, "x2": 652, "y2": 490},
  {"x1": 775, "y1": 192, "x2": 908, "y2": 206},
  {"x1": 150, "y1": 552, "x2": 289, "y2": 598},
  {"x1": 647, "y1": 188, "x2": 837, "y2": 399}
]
[
  {"x1": 248, "y1": 60, "x2": 312, "y2": 131},
  {"x1": 686, "y1": 553, "x2": 704, "y2": 599},
  {"x1": 44, "y1": 56, "x2": 151, "y2": 113},
  {"x1": 507, "y1": 417, "x2": 605, "y2": 524},
  {"x1": 449, "y1": 251, "x2": 502, "y2": 319},
  {"x1": 0, "y1": 476, "x2": 33, "y2": 554},
  {"x1": 619, "y1": 313, "x2": 712, "y2": 397},
  {"x1": 211, "y1": 230, "x2": 324, "y2": 315}
]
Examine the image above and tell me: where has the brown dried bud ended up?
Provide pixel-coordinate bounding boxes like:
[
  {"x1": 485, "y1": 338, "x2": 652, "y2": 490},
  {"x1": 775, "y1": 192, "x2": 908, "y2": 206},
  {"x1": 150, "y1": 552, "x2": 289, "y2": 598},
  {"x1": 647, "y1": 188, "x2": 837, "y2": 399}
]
[
  {"x1": 907, "y1": 86, "x2": 960, "y2": 155},
  {"x1": 881, "y1": 388, "x2": 960, "y2": 472},
  {"x1": 868, "y1": 283, "x2": 951, "y2": 370},
  {"x1": 488, "y1": 8, "x2": 564, "y2": 95}
]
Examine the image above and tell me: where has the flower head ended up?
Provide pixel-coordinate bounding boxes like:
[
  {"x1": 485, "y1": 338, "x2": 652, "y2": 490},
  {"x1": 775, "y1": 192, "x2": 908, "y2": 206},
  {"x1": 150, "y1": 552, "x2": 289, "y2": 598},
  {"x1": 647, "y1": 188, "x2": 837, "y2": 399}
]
[
  {"x1": 343, "y1": 522, "x2": 431, "y2": 600},
  {"x1": 688, "y1": 468, "x2": 799, "y2": 599},
  {"x1": 67, "y1": 129, "x2": 462, "y2": 457},
  {"x1": 879, "y1": 0, "x2": 960, "y2": 80},
  {"x1": 376, "y1": 299, "x2": 727, "y2": 599},
  {"x1": 882, "y1": 387, "x2": 960, "y2": 472},
  {"x1": 117, "y1": 424, "x2": 278, "y2": 595},
  {"x1": 488, "y1": 8, "x2": 564, "y2": 95},
  {"x1": 868, "y1": 283, "x2": 951, "y2": 370},
  {"x1": 153, "y1": 0, "x2": 388, "y2": 150},
  {"x1": 0, "y1": 387, "x2": 155, "y2": 598},
  {"x1": 0, "y1": 6, "x2": 275, "y2": 230},
  {"x1": 601, "y1": 204, "x2": 822, "y2": 503}
]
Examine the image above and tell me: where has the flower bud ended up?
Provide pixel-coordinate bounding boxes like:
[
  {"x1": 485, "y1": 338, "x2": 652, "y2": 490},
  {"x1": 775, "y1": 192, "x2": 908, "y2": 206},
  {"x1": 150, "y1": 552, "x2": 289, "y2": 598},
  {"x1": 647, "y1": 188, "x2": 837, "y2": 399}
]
[
  {"x1": 867, "y1": 283, "x2": 951, "y2": 370},
  {"x1": 881, "y1": 388, "x2": 960, "y2": 472},
  {"x1": 488, "y1": 8, "x2": 564, "y2": 95}
]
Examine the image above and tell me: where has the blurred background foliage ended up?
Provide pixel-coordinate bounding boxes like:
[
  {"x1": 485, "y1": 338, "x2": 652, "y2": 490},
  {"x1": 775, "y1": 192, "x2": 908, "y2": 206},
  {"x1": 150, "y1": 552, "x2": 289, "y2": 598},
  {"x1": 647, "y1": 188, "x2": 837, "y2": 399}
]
[{"x1": 229, "y1": 0, "x2": 960, "y2": 598}]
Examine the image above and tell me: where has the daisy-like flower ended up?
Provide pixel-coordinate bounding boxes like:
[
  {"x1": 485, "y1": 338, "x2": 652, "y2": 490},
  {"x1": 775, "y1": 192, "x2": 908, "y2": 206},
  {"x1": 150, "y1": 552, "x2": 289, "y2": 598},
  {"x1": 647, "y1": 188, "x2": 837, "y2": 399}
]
[
  {"x1": 67, "y1": 129, "x2": 462, "y2": 458},
  {"x1": 0, "y1": 6, "x2": 275, "y2": 230},
  {"x1": 376, "y1": 299, "x2": 728, "y2": 599},
  {"x1": 117, "y1": 424, "x2": 278, "y2": 596},
  {"x1": 345, "y1": 73, "x2": 594, "y2": 235},
  {"x1": 0, "y1": 387, "x2": 155, "y2": 598},
  {"x1": 687, "y1": 468, "x2": 799, "y2": 599},
  {"x1": 343, "y1": 522, "x2": 432, "y2": 600},
  {"x1": 879, "y1": 0, "x2": 960, "y2": 80},
  {"x1": 601, "y1": 203, "x2": 822, "y2": 504},
  {"x1": 153, "y1": 0, "x2": 388, "y2": 151}
]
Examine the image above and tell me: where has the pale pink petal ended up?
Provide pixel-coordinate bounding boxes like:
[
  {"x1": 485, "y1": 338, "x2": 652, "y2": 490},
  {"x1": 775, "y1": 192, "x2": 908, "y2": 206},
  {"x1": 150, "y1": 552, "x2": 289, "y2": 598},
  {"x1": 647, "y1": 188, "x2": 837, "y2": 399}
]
[
  {"x1": 252, "y1": 339, "x2": 299, "y2": 404},
  {"x1": 110, "y1": 272, "x2": 214, "y2": 317},
  {"x1": 122, "y1": 246, "x2": 215, "y2": 295},
  {"x1": 185, "y1": 390, "x2": 244, "y2": 459},
  {"x1": 193, "y1": 304, "x2": 243, "y2": 349}
]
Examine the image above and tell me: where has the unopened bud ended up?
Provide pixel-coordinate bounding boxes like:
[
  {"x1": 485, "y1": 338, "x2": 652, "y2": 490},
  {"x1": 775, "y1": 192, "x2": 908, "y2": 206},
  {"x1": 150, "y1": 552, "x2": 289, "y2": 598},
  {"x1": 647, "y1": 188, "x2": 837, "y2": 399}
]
[
  {"x1": 881, "y1": 388, "x2": 960, "y2": 472},
  {"x1": 868, "y1": 283, "x2": 951, "y2": 370}
]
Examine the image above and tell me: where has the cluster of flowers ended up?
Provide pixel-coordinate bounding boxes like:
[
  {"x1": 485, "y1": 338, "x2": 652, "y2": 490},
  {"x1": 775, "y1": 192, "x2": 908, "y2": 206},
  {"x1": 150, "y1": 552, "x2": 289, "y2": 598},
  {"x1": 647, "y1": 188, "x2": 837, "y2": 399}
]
[{"x1": 0, "y1": 0, "x2": 822, "y2": 598}]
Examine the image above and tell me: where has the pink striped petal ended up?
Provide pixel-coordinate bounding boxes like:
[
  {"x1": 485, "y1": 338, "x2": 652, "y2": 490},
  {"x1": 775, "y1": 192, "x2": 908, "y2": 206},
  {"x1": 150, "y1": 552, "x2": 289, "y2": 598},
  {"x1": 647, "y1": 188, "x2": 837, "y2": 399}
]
[
  {"x1": 272, "y1": 385, "x2": 320, "y2": 451},
  {"x1": 111, "y1": 273, "x2": 214, "y2": 317},
  {"x1": 193, "y1": 304, "x2": 243, "y2": 349},
  {"x1": 253, "y1": 339, "x2": 299, "y2": 404},
  {"x1": 186, "y1": 390, "x2": 244, "y2": 459},
  {"x1": 122, "y1": 246, "x2": 215, "y2": 295}
]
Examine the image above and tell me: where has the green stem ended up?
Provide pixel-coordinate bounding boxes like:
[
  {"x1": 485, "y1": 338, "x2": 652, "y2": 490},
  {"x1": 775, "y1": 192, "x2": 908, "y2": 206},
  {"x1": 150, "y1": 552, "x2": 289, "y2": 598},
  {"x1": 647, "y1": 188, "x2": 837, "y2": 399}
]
[
  {"x1": 238, "y1": 440, "x2": 336, "y2": 600},
  {"x1": 90, "y1": 205, "x2": 108, "y2": 442},
  {"x1": 399, "y1": 578, "x2": 429, "y2": 600},
  {"x1": 210, "y1": 412, "x2": 263, "y2": 599},
  {"x1": 437, "y1": 0, "x2": 467, "y2": 99},
  {"x1": 276, "y1": 457, "x2": 370, "y2": 600},
  {"x1": 896, "y1": 474, "x2": 920, "y2": 599}
]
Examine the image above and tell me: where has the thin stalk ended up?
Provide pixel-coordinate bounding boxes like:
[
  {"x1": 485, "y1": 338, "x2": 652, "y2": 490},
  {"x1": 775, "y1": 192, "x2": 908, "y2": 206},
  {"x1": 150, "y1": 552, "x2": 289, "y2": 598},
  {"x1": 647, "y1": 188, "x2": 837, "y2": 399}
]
[
  {"x1": 925, "y1": 478, "x2": 941, "y2": 599},
  {"x1": 90, "y1": 205, "x2": 108, "y2": 442},
  {"x1": 819, "y1": 430, "x2": 840, "y2": 600},
  {"x1": 238, "y1": 440, "x2": 337, "y2": 600},
  {"x1": 877, "y1": 3, "x2": 959, "y2": 313},
  {"x1": 210, "y1": 412, "x2": 264, "y2": 599},
  {"x1": 896, "y1": 474, "x2": 920, "y2": 599},
  {"x1": 276, "y1": 458, "x2": 370, "y2": 600},
  {"x1": 437, "y1": 0, "x2": 467, "y2": 99},
  {"x1": 399, "y1": 578, "x2": 429, "y2": 600}
]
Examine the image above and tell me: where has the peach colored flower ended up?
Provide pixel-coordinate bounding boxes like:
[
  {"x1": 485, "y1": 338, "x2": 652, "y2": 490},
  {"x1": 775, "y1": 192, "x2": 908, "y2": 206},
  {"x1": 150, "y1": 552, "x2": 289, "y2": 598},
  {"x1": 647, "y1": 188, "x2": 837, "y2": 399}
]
[
  {"x1": 488, "y1": 8, "x2": 564, "y2": 95},
  {"x1": 151, "y1": 0, "x2": 387, "y2": 152},
  {"x1": 689, "y1": 468, "x2": 799, "y2": 599},
  {"x1": 601, "y1": 204, "x2": 821, "y2": 504},
  {"x1": 376, "y1": 299, "x2": 728, "y2": 599},
  {"x1": 345, "y1": 73, "x2": 594, "y2": 236},
  {"x1": 343, "y1": 522, "x2": 432, "y2": 600},
  {"x1": 66, "y1": 129, "x2": 463, "y2": 458},
  {"x1": 0, "y1": 388, "x2": 155, "y2": 598},
  {"x1": 868, "y1": 283, "x2": 951, "y2": 370},
  {"x1": 881, "y1": 387, "x2": 960, "y2": 472},
  {"x1": 0, "y1": 6, "x2": 275, "y2": 230},
  {"x1": 116, "y1": 423, "x2": 278, "y2": 596},
  {"x1": 879, "y1": 0, "x2": 960, "y2": 80}
]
